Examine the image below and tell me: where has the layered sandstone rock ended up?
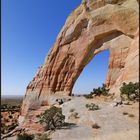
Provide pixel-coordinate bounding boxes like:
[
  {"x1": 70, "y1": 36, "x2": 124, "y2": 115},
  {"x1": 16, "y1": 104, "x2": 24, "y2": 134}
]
[{"x1": 21, "y1": 0, "x2": 139, "y2": 117}]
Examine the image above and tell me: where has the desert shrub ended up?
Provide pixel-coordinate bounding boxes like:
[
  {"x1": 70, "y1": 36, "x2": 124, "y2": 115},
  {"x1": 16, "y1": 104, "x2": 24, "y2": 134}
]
[
  {"x1": 8, "y1": 123, "x2": 18, "y2": 131},
  {"x1": 55, "y1": 98, "x2": 71, "y2": 105},
  {"x1": 123, "y1": 112, "x2": 128, "y2": 115},
  {"x1": 73, "y1": 112, "x2": 79, "y2": 118},
  {"x1": 120, "y1": 82, "x2": 139, "y2": 101},
  {"x1": 17, "y1": 133, "x2": 34, "y2": 140},
  {"x1": 122, "y1": 112, "x2": 135, "y2": 117},
  {"x1": 4, "y1": 118, "x2": 9, "y2": 123},
  {"x1": 38, "y1": 106, "x2": 65, "y2": 131},
  {"x1": 92, "y1": 84, "x2": 109, "y2": 96},
  {"x1": 34, "y1": 133, "x2": 50, "y2": 140},
  {"x1": 92, "y1": 123, "x2": 101, "y2": 129},
  {"x1": 1, "y1": 104, "x2": 20, "y2": 112},
  {"x1": 69, "y1": 108, "x2": 75, "y2": 112},
  {"x1": 9, "y1": 115, "x2": 13, "y2": 119},
  {"x1": 128, "y1": 114, "x2": 135, "y2": 118},
  {"x1": 83, "y1": 93, "x2": 93, "y2": 99},
  {"x1": 72, "y1": 112, "x2": 79, "y2": 118},
  {"x1": 85, "y1": 103, "x2": 100, "y2": 111},
  {"x1": 68, "y1": 112, "x2": 79, "y2": 119},
  {"x1": 11, "y1": 111, "x2": 15, "y2": 114},
  {"x1": 1, "y1": 121, "x2": 18, "y2": 134},
  {"x1": 85, "y1": 104, "x2": 90, "y2": 108},
  {"x1": 1, "y1": 125, "x2": 8, "y2": 134},
  {"x1": 84, "y1": 84, "x2": 109, "y2": 99}
]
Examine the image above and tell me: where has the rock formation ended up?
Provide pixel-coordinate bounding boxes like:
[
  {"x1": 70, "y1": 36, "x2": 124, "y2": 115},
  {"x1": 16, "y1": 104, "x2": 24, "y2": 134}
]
[{"x1": 20, "y1": 0, "x2": 139, "y2": 117}]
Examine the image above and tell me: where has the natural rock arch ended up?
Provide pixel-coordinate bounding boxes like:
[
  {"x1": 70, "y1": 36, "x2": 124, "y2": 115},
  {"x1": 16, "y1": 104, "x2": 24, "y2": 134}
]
[
  {"x1": 21, "y1": 0, "x2": 139, "y2": 116},
  {"x1": 72, "y1": 49, "x2": 110, "y2": 95}
]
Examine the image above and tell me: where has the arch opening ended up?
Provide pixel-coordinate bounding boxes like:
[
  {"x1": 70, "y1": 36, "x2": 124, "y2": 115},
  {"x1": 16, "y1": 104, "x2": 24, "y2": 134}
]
[{"x1": 72, "y1": 50, "x2": 110, "y2": 95}]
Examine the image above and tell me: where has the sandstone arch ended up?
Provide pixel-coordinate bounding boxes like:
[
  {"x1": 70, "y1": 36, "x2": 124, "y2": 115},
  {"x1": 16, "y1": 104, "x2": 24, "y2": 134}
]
[
  {"x1": 72, "y1": 49, "x2": 110, "y2": 95},
  {"x1": 21, "y1": 0, "x2": 139, "y2": 116}
]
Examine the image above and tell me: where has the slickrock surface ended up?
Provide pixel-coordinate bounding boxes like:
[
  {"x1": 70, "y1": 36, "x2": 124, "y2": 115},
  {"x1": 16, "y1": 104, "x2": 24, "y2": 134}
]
[
  {"x1": 50, "y1": 96, "x2": 139, "y2": 140},
  {"x1": 20, "y1": 0, "x2": 139, "y2": 123},
  {"x1": 6, "y1": 96, "x2": 139, "y2": 140}
]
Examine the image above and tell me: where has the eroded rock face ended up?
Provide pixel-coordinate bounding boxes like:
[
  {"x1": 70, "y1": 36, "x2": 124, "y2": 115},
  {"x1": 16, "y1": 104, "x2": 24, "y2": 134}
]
[{"x1": 21, "y1": 0, "x2": 139, "y2": 117}]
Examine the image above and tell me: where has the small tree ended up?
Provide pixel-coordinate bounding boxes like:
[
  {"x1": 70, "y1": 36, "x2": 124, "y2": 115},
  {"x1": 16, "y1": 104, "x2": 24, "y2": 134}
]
[
  {"x1": 120, "y1": 82, "x2": 139, "y2": 101},
  {"x1": 84, "y1": 84, "x2": 109, "y2": 99},
  {"x1": 101, "y1": 84, "x2": 109, "y2": 96},
  {"x1": 17, "y1": 133, "x2": 34, "y2": 140},
  {"x1": 38, "y1": 106, "x2": 65, "y2": 131},
  {"x1": 92, "y1": 84, "x2": 109, "y2": 96}
]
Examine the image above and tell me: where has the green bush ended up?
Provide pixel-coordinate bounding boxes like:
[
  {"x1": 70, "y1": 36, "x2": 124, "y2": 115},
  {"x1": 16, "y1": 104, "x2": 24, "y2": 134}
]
[
  {"x1": 85, "y1": 103, "x2": 100, "y2": 111},
  {"x1": 17, "y1": 133, "x2": 34, "y2": 140},
  {"x1": 120, "y1": 82, "x2": 139, "y2": 101},
  {"x1": 92, "y1": 84, "x2": 109, "y2": 96},
  {"x1": 34, "y1": 133, "x2": 50, "y2": 140},
  {"x1": 84, "y1": 84, "x2": 109, "y2": 99},
  {"x1": 37, "y1": 106, "x2": 65, "y2": 131},
  {"x1": 83, "y1": 93, "x2": 93, "y2": 99}
]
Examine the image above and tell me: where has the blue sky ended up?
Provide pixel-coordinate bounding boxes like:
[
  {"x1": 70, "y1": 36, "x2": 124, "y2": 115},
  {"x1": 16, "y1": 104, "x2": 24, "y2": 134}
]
[{"x1": 2, "y1": 0, "x2": 110, "y2": 96}]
